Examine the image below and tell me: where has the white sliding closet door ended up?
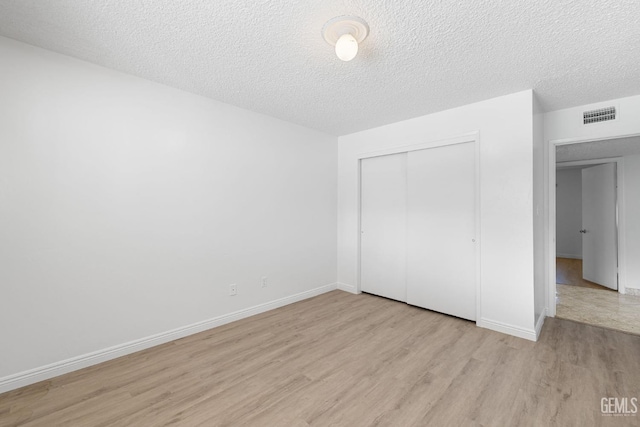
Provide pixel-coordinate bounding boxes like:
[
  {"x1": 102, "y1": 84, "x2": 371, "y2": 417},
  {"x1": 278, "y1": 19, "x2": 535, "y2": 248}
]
[
  {"x1": 360, "y1": 153, "x2": 407, "y2": 302},
  {"x1": 407, "y1": 142, "x2": 476, "y2": 320}
]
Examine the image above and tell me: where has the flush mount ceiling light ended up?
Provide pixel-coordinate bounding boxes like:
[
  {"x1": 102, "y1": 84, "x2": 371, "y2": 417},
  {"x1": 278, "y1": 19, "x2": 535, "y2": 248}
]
[{"x1": 322, "y1": 16, "x2": 369, "y2": 61}]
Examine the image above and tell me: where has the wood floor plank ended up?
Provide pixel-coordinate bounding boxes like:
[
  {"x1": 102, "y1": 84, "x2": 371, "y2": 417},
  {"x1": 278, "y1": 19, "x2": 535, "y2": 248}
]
[{"x1": 2, "y1": 290, "x2": 640, "y2": 426}]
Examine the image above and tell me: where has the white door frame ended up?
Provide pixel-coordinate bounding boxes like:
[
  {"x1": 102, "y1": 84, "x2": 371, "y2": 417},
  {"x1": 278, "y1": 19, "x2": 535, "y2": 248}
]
[
  {"x1": 356, "y1": 131, "x2": 482, "y2": 323},
  {"x1": 547, "y1": 135, "x2": 637, "y2": 317}
]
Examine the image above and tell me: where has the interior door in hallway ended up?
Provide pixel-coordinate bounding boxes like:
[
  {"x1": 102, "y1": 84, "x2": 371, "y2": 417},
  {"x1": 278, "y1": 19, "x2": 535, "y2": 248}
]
[
  {"x1": 406, "y1": 142, "x2": 476, "y2": 320},
  {"x1": 360, "y1": 152, "x2": 407, "y2": 302},
  {"x1": 581, "y1": 163, "x2": 618, "y2": 290}
]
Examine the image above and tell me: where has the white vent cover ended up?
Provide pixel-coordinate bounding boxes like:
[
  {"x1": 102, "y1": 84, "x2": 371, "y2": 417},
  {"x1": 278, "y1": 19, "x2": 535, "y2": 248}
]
[{"x1": 583, "y1": 106, "x2": 616, "y2": 124}]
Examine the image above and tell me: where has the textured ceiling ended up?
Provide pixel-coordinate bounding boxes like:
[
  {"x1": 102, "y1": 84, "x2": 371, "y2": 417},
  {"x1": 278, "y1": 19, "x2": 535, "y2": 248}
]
[
  {"x1": 556, "y1": 136, "x2": 640, "y2": 163},
  {"x1": 1, "y1": 0, "x2": 639, "y2": 135}
]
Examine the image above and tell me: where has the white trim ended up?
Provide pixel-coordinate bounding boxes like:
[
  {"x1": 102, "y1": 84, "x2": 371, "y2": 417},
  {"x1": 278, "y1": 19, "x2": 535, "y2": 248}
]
[
  {"x1": 535, "y1": 308, "x2": 547, "y2": 340},
  {"x1": 557, "y1": 158, "x2": 623, "y2": 167},
  {"x1": 357, "y1": 131, "x2": 479, "y2": 161},
  {"x1": 474, "y1": 134, "x2": 482, "y2": 324},
  {"x1": 556, "y1": 253, "x2": 582, "y2": 260},
  {"x1": 552, "y1": 133, "x2": 640, "y2": 146},
  {"x1": 357, "y1": 158, "x2": 363, "y2": 295},
  {"x1": 337, "y1": 282, "x2": 358, "y2": 294},
  {"x1": 547, "y1": 134, "x2": 640, "y2": 317},
  {"x1": 477, "y1": 318, "x2": 537, "y2": 342},
  {"x1": 0, "y1": 283, "x2": 338, "y2": 394}
]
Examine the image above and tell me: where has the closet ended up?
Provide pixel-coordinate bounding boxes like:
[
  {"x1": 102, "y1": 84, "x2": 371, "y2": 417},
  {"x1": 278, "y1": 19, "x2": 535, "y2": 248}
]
[{"x1": 360, "y1": 141, "x2": 477, "y2": 321}]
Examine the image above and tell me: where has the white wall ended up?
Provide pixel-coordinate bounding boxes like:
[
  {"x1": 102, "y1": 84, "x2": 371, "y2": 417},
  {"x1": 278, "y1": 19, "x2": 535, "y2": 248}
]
[
  {"x1": 555, "y1": 168, "x2": 582, "y2": 258},
  {"x1": 533, "y1": 95, "x2": 546, "y2": 329},
  {"x1": 338, "y1": 90, "x2": 537, "y2": 340},
  {"x1": 0, "y1": 37, "x2": 338, "y2": 386},
  {"x1": 545, "y1": 95, "x2": 640, "y2": 143},
  {"x1": 545, "y1": 94, "x2": 640, "y2": 307}
]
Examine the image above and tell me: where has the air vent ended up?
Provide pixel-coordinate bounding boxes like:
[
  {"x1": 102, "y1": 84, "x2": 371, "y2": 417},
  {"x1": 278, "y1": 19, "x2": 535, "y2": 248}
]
[{"x1": 583, "y1": 106, "x2": 616, "y2": 124}]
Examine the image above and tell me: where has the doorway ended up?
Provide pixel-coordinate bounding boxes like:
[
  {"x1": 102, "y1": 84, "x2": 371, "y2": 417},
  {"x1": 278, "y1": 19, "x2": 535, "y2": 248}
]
[
  {"x1": 549, "y1": 136, "x2": 640, "y2": 335},
  {"x1": 556, "y1": 161, "x2": 618, "y2": 291}
]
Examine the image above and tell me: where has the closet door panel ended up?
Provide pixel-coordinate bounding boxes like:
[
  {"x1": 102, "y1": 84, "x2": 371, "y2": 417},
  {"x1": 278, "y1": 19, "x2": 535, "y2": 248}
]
[
  {"x1": 360, "y1": 153, "x2": 407, "y2": 302},
  {"x1": 407, "y1": 142, "x2": 476, "y2": 320}
]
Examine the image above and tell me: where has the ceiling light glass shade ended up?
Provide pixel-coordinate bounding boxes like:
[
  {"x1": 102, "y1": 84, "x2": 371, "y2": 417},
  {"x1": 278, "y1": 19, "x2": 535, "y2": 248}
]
[
  {"x1": 335, "y1": 33, "x2": 358, "y2": 61},
  {"x1": 322, "y1": 16, "x2": 369, "y2": 62}
]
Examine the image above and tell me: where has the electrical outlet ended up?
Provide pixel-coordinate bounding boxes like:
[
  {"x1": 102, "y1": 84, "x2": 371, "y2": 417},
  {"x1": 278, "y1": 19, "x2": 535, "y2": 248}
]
[
  {"x1": 229, "y1": 284, "x2": 237, "y2": 296},
  {"x1": 261, "y1": 276, "x2": 268, "y2": 288}
]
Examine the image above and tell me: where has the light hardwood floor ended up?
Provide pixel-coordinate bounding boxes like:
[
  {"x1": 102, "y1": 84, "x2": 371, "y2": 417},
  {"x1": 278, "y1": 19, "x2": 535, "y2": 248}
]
[
  {"x1": 556, "y1": 257, "x2": 614, "y2": 291},
  {"x1": 2, "y1": 290, "x2": 640, "y2": 426}
]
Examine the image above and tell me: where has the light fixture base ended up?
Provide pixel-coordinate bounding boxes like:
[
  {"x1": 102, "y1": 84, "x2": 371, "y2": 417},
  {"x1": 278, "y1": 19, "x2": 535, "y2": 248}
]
[{"x1": 322, "y1": 16, "x2": 369, "y2": 46}]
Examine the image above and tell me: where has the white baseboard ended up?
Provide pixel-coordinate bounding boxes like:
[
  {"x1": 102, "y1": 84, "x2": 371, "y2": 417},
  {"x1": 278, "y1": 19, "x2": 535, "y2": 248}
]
[
  {"x1": 535, "y1": 308, "x2": 547, "y2": 340},
  {"x1": 624, "y1": 287, "x2": 640, "y2": 296},
  {"x1": 337, "y1": 282, "x2": 358, "y2": 294},
  {"x1": 0, "y1": 283, "x2": 338, "y2": 395},
  {"x1": 477, "y1": 318, "x2": 538, "y2": 341},
  {"x1": 556, "y1": 253, "x2": 582, "y2": 260}
]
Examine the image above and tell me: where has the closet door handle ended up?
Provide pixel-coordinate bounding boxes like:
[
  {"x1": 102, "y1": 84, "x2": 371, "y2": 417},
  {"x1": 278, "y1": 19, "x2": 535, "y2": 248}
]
[{"x1": 579, "y1": 229, "x2": 587, "y2": 234}]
